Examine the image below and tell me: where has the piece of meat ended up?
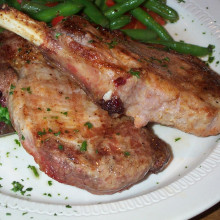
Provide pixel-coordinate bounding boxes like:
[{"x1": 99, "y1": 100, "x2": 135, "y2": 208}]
[
  {"x1": 0, "y1": 31, "x2": 171, "y2": 194},
  {"x1": 0, "y1": 5, "x2": 219, "y2": 137}
]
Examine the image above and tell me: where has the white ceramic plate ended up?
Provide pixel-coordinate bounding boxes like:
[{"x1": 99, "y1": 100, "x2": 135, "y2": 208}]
[{"x1": 0, "y1": 0, "x2": 220, "y2": 219}]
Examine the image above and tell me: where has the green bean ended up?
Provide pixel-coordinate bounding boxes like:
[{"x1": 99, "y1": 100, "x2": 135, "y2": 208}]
[
  {"x1": 75, "y1": 0, "x2": 109, "y2": 27},
  {"x1": 32, "y1": 2, "x2": 83, "y2": 23},
  {"x1": 7, "y1": 0, "x2": 21, "y2": 10},
  {"x1": 95, "y1": 0, "x2": 103, "y2": 8},
  {"x1": 131, "y1": 8, "x2": 173, "y2": 41},
  {"x1": 110, "y1": 15, "x2": 131, "y2": 30},
  {"x1": 146, "y1": 40, "x2": 214, "y2": 56},
  {"x1": 144, "y1": 0, "x2": 179, "y2": 22},
  {"x1": 121, "y1": 29, "x2": 158, "y2": 42},
  {"x1": 21, "y1": 1, "x2": 48, "y2": 14},
  {"x1": 104, "y1": 0, "x2": 146, "y2": 20}
]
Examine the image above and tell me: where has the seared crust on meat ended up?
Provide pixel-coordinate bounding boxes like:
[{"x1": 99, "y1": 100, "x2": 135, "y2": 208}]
[
  {"x1": 0, "y1": 31, "x2": 171, "y2": 194},
  {"x1": 0, "y1": 6, "x2": 218, "y2": 136}
]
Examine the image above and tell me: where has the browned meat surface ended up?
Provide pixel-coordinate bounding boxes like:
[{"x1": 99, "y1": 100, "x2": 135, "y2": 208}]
[
  {"x1": 0, "y1": 31, "x2": 171, "y2": 194},
  {"x1": 0, "y1": 6, "x2": 219, "y2": 136}
]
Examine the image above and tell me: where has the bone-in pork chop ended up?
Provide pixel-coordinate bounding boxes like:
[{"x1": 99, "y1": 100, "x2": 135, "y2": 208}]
[
  {"x1": 0, "y1": 5, "x2": 219, "y2": 136},
  {"x1": 0, "y1": 31, "x2": 171, "y2": 194}
]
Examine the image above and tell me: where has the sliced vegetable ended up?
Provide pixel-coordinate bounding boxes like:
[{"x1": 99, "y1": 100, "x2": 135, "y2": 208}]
[
  {"x1": 21, "y1": 1, "x2": 48, "y2": 14},
  {"x1": 131, "y1": 7, "x2": 173, "y2": 41},
  {"x1": 122, "y1": 29, "x2": 158, "y2": 42},
  {"x1": 110, "y1": 15, "x2": 131, "y2": 30},
  {"x1": 76, "y1": 0, "x2": 109, "y2": 27},
  {"x1": 104, "y1": 0, "x2": 146, "y2": 20},
  {"x1": 51, "y1": 15, "x2": 65, "y2": 26},
  {"x1": 32, "y1": 2, "x2": 83, "y2": 23},
  {"x1": 146, "y1": 40, "x2": 214, "y2": 56},
  {"x1": 6, "y1": 0, "x2": 21, "y2": 10},
  {"x1": 144, "y1": 0, "x2": 179, "y2": 22}
]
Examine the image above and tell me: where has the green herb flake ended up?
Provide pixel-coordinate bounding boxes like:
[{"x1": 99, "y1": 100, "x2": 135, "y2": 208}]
[
  {"x1": 84, "y1": 121, "x2": 93, "y2": 129},
  {"x1": 124, "y1": 151, "x2": 130, "y2": 157},
  {"x1": 66, "y1": 205, "x2": 72, "y2": 208},
  {"x1": 54, "y1": 131, "x2": 61, "y2": 136},
  {"x1": 21, "y1": 87, "x2": 32, "y2": 94},
  {"x1": 128, "y1": 69, "x2": 140, "y2": 78},
  {"x1": 58, "y1": 145, "x2": 64, "y2": 150},
  {"x1": 9, "y1": 84, "x2": 16, "y2": 95},
  {"x1": 47, "y1": 108, "x2": 51, "y2": 111},
  {"x1": 175, "y1": 137, "x2": 181, "y2": 142},
  {"x1": 65, "y1": 97, "x2": 70, "y2": 99},
  {"x1": 88, "y1": 40, "x2": 94, "y2": 43},
  {"x1": 14, "y1": 139, "x2": 21, "y2": 147},
  {"x1": 48, "y1": 128, "x2": 53, "y2": 133},
  {"x1": 21, "y1": 135, "x2": 25, "y2": 140},
  {"x1": 55, "y1": 32, "x2": 62, "y2": 39},
  {"x1": 22, "y1": 212, "x2": 28, "y2": 216},
  {"x1": 48, "y1": 181, "x2": 53, "y2": 186},
  {"x1": 208, "y1": 56, "x2": 215, "y2": 63},
  {"x1": 37, "y1": 129, "x2": 46, "y2": 136},
  {"x1": 28, "y1": 165, "x2": 39, "y2": 177},
  {"x1": 80, "y1": 141, "x2": 87, "y2": 152},
  {"x1": 106, "y1": 40, "x2": 118, "y2": 49},
  {"x1": 61, "y1": 111, "x2": 68, "y2": 116},
  {"x1": 6, "y1": 213, "x2": 11, "y2": 216},
  {"x1": 11, "y1": 181, "x2": 24, "y2": 193}
]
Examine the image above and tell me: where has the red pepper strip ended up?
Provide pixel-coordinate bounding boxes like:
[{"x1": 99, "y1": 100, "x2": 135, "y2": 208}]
[
  {"x1": 17, "y1": 0, "x2": 22, "y2": 4},
  {"x1": 148, "y1": 10, "x2": 166, "y2": 26},
  {"x1": 106, "y1": 0, "x2": 115, "y2": 7},
  {"x1": 51, "y1": 15, "x2": 65, "y2": 26},
  {"x1": 45, "y1": 2, "x2": 59, "y2": 7}
]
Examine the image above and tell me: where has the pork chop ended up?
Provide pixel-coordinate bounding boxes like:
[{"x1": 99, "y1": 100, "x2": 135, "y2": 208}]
[
  {"x1": 0, "y1": 5, "x2": 219, "y2": 136},
  {"x1": 0, "y1": 31, "x2": 171, "y2": 194}
]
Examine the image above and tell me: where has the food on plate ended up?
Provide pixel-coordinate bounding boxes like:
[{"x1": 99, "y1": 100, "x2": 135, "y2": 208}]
[
  {"x1": 0, "y1": 31, "x2": 171, "y2": 194},
  {"x1": 0, "y1": 5, "x2": 219, "y2": 136}
]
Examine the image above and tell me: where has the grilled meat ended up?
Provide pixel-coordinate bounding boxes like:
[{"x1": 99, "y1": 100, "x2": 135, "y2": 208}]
[
  {"x1": 0, "y1": 31, "x2": 171, "y2": 194},
  {"x1": 0, "y1": 5, "x2": 219, "y2": 136}
]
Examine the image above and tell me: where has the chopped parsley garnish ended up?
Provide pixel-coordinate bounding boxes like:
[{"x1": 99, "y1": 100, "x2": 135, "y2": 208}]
[
  {"x1": 61, "y1": 111, "x2": 68, "y2": 116},
  {"x1": 6, "y1": 213, "x2": 11, "y2": 216},
  {"x1": 65, "y1": 97, "x2": 70, "y2": 99},
  {"x1": 58, "y1": 145, "x2": 64, "y2": 150},
  {"x1": 54, "y1": 131, "x2": 61, "y2": 136},
  {"x1": 80, "y1": 141, "x2": 87, "y2": 152},
  {"x1": 14, "y1": 139, "x2": 21, "y2": 146},
  {"x1": 66, "y1": 205, "x2": 72, "y2": 208},
  {"x1": 28, "y1": 165, "x2": 39, "y2": 177},
  {"x1": 124, "y1": 151, "x2": 130, "y2": 157},
  {"x1": 37, "y1": 129, "x2": 46, "y2": 136},
  {"x1": 48, "y1": 128, "x2": 53, "y2": 133},
  {"x1": 128, "y1": 69, "x2": 140, "y2": 78},
  {"x1": 55, "y1": 32, "x2": 62, "y2": 39},
  {"x1": 106, "y1": 40, "x2": 118, "y2": 49},
  {"x1": 175, "y1": 137, "x2": 181, "y2": 142},
  {"x1": 47, "y1": 108, "x2": 51, "y2": 111},
  {"x1": 21, "y1": 87, "x2": 32, "y2": 94},
  {"x1": 88, "y1": 40, "x2": 94, "y2": 43},
  {"x1": 48, "y1": 181, "x2": 53, "y2": 186},
  {"x1": 21, "y1": 135, "x2": 25, "y2": 140},
  {"x1": 11, "y1": 181, "x2": 31, "y2": 195},
  {"x1": 84, "y1": 121, "x2": 93, "y2": 129},
  {"x1": 208, "y1": 56, "x2": 215, "y2": 63},
  {"x1": 9, "y1": 84, "x2": 15, "y2": 95}
]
